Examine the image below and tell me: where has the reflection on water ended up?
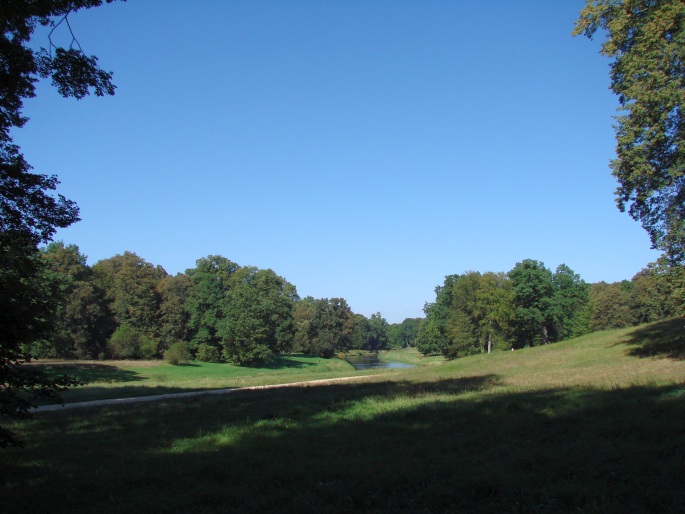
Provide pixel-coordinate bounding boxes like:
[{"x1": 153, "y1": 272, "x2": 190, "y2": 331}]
[{"x1": 344, "y1": 355, "x2": 414, "y2": 370}]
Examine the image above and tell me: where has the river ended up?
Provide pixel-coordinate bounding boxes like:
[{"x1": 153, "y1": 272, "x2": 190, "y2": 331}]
[{"x1": 344, "y1": 354, "x2": 414, "y2": 370}]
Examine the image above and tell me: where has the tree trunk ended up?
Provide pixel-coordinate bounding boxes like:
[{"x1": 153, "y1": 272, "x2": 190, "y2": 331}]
[
  {"x1": 541, "y1": 324, "x2": 549, "y2": 345},
  {"x1": 487, "y1": 320, "x2": 492, "y2": 354}
]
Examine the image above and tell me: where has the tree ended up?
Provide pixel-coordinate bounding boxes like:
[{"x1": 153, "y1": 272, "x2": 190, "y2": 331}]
[
  {"x1": 508, "y1": 259, "x2": 555, "y2": 348},
  {"x1": 415, "y1": 278, "x2": 454, "y2": 357},
  {"x1": 574, "y1": 1, "x2": 685, "y2": 263},
  {"x1": 185, "y1": 255, "x2": 239, "y2": 355},
  {"x1": 156, "y1": 273, "x2": 192, "y2": 350},
  {"x1": 444, "y1": 272, "x2": 483, "y2": 358},
  {"x1": 294, "y1": 298, "x2": 353, "y2": 358},
  {"x1": 93, "y1": 252, "x2": 167, "y2": 338},
  {"x1": 1, "y1": 0, "x2": 120, "y2": 445},
  {"x1": 387, "y1": 318, "x2": 422, "y2": 349},
  {"x1": 548, "y1": 264, "x2": 589, "y2": 341},
  {"x1": 218, "y1": 267, "x2": 298, "y2": 365},
  {"x1": 365, "y1": 313, "x2": 389, "y2": 351},
  {"x1": 37, "y1": 242, "x2": 111, "y2": 359},
  {"x1": 415, "y1": 308, "x2": 449, "y2": 356},
  {"x1": 349, "y1": 313, "x2": 371, "y2": 351},
  {"x1": 629, "y1": 268, "x2": 673, "y2": 323},
  {"x1": 588, "y1": 282, "x2": 633, "y2": 331},
  {"x1": 474, "y1": 272, "x2": 515, "y2": 353}
]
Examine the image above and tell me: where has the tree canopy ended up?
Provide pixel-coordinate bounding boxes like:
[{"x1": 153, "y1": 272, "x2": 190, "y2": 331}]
[
  {"x1": 1, "y1": 0, "x2": 121, "y2": 446},
  {"x1": 574, "y1": 0, "x2": 685, "y2": 263}
]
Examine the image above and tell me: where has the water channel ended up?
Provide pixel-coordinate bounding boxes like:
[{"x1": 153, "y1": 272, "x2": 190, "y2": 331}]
[{"x1": 344, "y1": 354, "x2": 414, "y2": 370}]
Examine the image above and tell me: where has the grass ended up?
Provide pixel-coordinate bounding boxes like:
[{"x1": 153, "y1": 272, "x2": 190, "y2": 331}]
[
  {"x1": 28, "y1": 354, "x2": 377, "y2": 403},
  {"x1": 2, "y1": 319, "x2": 685, "y2": 513}
]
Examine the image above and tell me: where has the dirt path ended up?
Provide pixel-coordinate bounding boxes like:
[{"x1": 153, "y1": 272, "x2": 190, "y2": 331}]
[{"x1": 32, "y1": 374, "x2": 381, "y2": 413}]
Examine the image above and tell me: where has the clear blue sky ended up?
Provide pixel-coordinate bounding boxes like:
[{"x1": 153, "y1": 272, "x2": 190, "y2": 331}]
[{"x1": 14, "y1": 1, "x2": 660, "y2": 323}]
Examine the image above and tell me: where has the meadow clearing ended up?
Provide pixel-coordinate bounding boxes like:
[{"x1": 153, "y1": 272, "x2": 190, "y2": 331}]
[{"x1": 2, "y1": 319, "x2": 684, "y2": 513}]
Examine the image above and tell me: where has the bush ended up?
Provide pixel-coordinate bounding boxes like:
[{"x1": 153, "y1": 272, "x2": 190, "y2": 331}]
[
  {"x1": 107, "y1": 324, "x2": 142, "y2": 359},
  {"x1": 139, "y1": 335, "x2": 160, "y2": 359},
  {"x1": 195, "y1": 343, "x2": 222, "y2": 363},
  {"x1": 164, "y1": 342, "x2": 190, "y2": 365}
]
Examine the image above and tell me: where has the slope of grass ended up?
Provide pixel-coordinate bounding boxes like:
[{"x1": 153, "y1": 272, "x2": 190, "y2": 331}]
[{"x1": 3, "y1": 320, "x2": 685, "y2": 513}]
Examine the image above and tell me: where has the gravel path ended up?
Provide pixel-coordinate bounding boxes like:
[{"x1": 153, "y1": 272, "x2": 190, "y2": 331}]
[{"x1": 32, "y1": 374, "x2": 381, "y2": 413}]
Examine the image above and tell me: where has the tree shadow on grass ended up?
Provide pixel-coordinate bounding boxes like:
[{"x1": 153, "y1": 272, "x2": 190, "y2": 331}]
[
  {"x1": 5, "y1": 376, "x2": 685, "y2": 513},
  {"x1": 32, "y1": 363, "x2": 145, "y2": 384},
  {"x1": 620, "y1": 317, "x2": 685, "y2": 360},
  {"x1": 248, "y1": 354, "x2": 320, "y2": 370}
]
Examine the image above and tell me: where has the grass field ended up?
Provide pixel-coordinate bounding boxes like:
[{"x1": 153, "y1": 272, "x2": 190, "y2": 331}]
[
  {"x1": 27, "y1": 354, "x2": 373, "y2": 404},
  {"x1": 2, "y1": 319, "x2": 685, "y2": 513}
]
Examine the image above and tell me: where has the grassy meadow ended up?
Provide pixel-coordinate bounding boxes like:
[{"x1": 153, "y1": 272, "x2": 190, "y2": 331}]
[
  {"x1": 2, "y1": 319, "x2": 685, "y2": 513},
  {"x1": 28, "y1": 354, "x2": 367, "y2": 404}
]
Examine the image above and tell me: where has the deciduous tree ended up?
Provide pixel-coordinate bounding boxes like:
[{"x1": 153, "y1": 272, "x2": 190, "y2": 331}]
[
  {"x1": 1, "y1": 0, "x2": 121, "y2": 445},
  {"x1": 574, "y1": 0, "x2": 685, "y2": 262}
]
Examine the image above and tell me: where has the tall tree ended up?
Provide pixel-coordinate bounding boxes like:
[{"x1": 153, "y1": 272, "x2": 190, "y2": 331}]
[
  {"x1": 93, "y1": 252, "x2": 167, "y2": 335},
  {"x1": 185, "y1": 255, "x2": 239, "y2": 354},
  {"x1": 574, "y1": 1, "x2": 685, "y2": 263},
  {"x1": 295, "y1": 298, "x2": 353, "y2": 358},
  {"x1": 365, "y1": 313, "x2": 389, "y2": 351},
  {"x1": 349, "y1": 313, "x2": 371, "y2": 351},
  {"x1": 548, "y1": 264, "x2": 589, "y2": 340},
  {"x1": 588, "y1": 282, "x2": 633, "y2": 331},
  {"x1": 37, "y1": 242, "x2": 111, "y2": 359},
  {"x1": 1, "y1": 0, "x2": 120, "y2": 445},
  {"x1": 218, "y1": 267, "x2": 298, "y2": 365},
  {"x1": 156, "y1": 273, "x2": 192, "y2": 350},
  {"x1": 387, "y1": 318, "x2": 422, "y2": 349},
  {"x1": 508, "y1": 259, "x2": 555, "y2": 348},
  {"x1": 474, "y1": 272, "x2": 515, "y2": 353}
]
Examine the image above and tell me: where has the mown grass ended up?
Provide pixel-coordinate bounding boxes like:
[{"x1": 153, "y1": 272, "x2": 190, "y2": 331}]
[
  {"x1": 28, "y1": 354, "x2": 373, "y2": 403},
  {"x1": 3, "y1": 319, "x2": 685, "y2": 513}
]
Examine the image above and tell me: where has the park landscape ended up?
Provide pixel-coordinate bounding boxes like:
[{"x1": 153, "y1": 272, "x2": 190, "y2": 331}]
[
  {"x1": 1, "y1": 320, "x2": 685, "y2": 512},
  {"x1": 3, "y1": 1, "x2": 685, "y2": 513}
]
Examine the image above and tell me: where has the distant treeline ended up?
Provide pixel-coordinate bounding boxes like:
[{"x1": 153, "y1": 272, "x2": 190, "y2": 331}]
[
  {"x1": 29, "y1": 244, "x2": 413, "y2": 365},
  {"x1": 416, "y1": 259, "x2": 685, "y2": 358},
  {"x1": 30, "y1": 244, "x2": 682, "y2": 364}
]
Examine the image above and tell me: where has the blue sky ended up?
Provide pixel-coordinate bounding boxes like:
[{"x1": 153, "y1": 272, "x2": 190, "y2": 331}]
[{"x1": 15, "y1": 1, "x2": 660, "y2": 323}]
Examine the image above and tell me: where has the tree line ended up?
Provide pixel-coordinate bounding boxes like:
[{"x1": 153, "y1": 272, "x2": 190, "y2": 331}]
[
  {"x1": 415, "y1": 258, "x2": 685, "y2": 359},
  {"x1": 30, "y1": 243, "x2": 413, "y2": 365},
  {"x1": 33, "y1": 244, "x2": 682, "y2": 366}
]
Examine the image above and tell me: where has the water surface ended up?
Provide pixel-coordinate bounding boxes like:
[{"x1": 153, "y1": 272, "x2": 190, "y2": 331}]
[{"x1": 344, "y1": 355, "x2": 414, "y2": 370}]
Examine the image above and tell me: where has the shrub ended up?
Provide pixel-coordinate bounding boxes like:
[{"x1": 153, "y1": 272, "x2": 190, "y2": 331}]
[
  {"x1": 107, "y1": 324, "x2": 142, "y2": 359},
  {"x1": 139, "y1": 335, "x2": 160, "y2": 359},
  {"x1": 195, "y1": 343, "x2": 222, "y2": 363},
  {"x1": 164, "y1": 341, "x2": 190, "y2": 365}
]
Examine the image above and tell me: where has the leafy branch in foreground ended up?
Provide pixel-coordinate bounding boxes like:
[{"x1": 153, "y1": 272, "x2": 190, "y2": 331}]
[{"x1": 1, "y1": 0, "x2": 121, "y2": 446}]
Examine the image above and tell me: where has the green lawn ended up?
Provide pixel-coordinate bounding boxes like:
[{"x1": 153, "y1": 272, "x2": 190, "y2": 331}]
[
  {"x1": 29, "y1": 354, "x2": 410, "y2": 403},
  {"x1": 3, "y1": 320, "x2": 685, "y2": 513}
]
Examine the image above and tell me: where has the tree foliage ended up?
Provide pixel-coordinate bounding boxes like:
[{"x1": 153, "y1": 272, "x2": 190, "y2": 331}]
[
  {"x1": 92, "y1": 252, "x2": 167, "y2": 337},
  {"x1": 387, "y1": 318, "x2": 422, "y2": 349},
  {"x1": 293, "y1": 297, "x2": 353, "y2": 358},
  {"x1": 574, "y1": 0, "x2": 685, "y2": 263},
  {"x1": 218, "y1": 267, "x2": 297, "y2": 365},
  {"x1": 37, "y1": 242, "x2": 111, "y2": 359},
  {"x1": 1, "y1": 0, "x2": 121, "y2": 445}
]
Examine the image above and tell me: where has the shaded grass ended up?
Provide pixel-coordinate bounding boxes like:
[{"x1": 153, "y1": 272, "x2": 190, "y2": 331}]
[
  {"x1": 2, "y1": 378, "x2": 684, "y2": 513},
  {"x1": 621, "y1": 317, "x2": 685, "y2": 359},
  {"x1": 3, "y1": 322, "x2": 685, "y2": 513}
]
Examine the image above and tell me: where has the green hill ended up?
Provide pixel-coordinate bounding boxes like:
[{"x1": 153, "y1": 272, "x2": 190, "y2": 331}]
[{"x1": 3, "y1": 319, "x2": 684, "y2": 513}]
